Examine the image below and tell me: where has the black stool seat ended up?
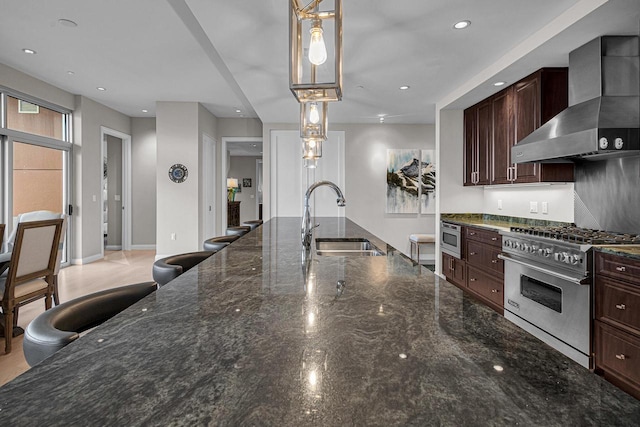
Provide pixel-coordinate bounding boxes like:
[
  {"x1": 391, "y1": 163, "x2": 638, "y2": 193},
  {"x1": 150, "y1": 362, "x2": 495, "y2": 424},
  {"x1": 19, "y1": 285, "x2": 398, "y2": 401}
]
[
  {"x1": 241, "y1": 220, "x2": 263, "y2": 231},
  {"x1": 226, "y1": 226, "x2": 251, "y2": 237},
  {"x1": 152, "y1": 251, "x2": 215, "y2": 286},
  {"x1": 203, "y1": 234, "x2": 240, "y2": 251},
  {"x1": 22, "y1": 281, "x2": 157, "y2": 367}
]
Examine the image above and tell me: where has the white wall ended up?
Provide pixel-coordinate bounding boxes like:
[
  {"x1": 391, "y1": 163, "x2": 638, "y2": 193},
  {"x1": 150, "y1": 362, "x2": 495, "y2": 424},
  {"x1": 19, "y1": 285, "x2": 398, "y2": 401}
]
[
  {"x1": 341, "y1": 124, "x2": 435, "y2": 258},
  {"x1": 131, "y1": 117, "x2": 157, "y2": 248},
  {"x1": 73, "y1": 96, "x2": 131, "y2": 264},
  {"x1": 263, "y1": 123, "x2": 435, "y2": 257},
  {"x1": 228, "y1": 156, "x2": 261, "y2": 224},
  {"x1": 0, "y1": 63, "x2": 74, "y2": 110},
  {"x1": 156, "y1": 102, "x2": 200, "y2": 257},
  {"x1": 483, "y1": 184, "x2": 574, "y2": 222}
]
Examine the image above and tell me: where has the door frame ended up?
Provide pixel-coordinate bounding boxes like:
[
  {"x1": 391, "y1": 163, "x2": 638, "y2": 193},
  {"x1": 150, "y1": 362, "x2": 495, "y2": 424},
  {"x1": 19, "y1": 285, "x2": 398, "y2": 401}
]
[
  {"x1": 220, "y1": 136, "x2": 262, "y2": 232},
  {"x1": 201, "y1": 133, "x2": 216, "y2": 242},
  {"x1": 100, "y1": 126, "x2": 131, "y2": 255}
]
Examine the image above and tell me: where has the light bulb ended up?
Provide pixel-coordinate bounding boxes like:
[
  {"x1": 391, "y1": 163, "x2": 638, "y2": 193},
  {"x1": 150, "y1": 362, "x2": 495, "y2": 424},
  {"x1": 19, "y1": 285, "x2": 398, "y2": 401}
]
[
  {"x1": 309, "y1": 103, "x2": 320, "y2": 124},
  {"x1": 308, "y1": 149, "x2": 314, "y2": 157},
  {"x1": 308, "y1": 20, "x2": 327, "y2": 65}
]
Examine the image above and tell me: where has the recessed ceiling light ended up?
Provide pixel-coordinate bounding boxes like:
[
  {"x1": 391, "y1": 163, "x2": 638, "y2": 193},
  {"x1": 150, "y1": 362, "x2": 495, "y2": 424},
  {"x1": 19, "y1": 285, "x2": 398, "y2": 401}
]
[
  {"x1": 399, "y1": 85, "x2": 410, "y2": 90},
  {"x1": 453, "y1": 20, "x2": 471, "y2": 29},
  {"x1": 494, "y1": 81, "x2": 506, "y2": 87},
  {"x1": 22, "y1": 48, "x2": 36, "y2": 54},
  {"x1": 141, "y1": 109, "x2": 148, "y2": 113},
  {"x1": 252, "y1": 144, "x2": 257, "y2": 147},
  {"x1": 58, "y1": 19, "x2": 78, "y2": 27},
  {"x1": 96, "y1": 87, "x2": 106, "y2": 91},
  {"x1": 66, "y1": 70, "x2": 75, "y2": 75},
  {"x1": 235, "y1": 109, "x2": 241, "y2": 113}
]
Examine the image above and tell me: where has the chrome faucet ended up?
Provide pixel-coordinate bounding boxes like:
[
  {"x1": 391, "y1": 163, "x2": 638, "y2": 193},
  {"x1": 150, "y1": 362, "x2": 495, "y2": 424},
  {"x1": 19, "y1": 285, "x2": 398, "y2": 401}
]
[{"x1": 301, "y1": 180, "x2": 346, "y2": 249}]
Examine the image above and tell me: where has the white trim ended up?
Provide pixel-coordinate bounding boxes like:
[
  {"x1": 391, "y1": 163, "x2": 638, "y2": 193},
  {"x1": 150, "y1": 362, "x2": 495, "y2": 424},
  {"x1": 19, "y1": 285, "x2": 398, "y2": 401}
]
[
  {"x1": 131, "y1": 244, "x2": 156, "y2": 250},
  {"x1": 220, "y1": 137, "x2": 262, "y2": 232},
  {"x1": 105, "y1": 245, "x2": 123, "y2": 251},
  {"x1": 100, "y1": 126, "x2": 132, "y2": 255},
  {"x1": 255, "y1": 159, "x2": 263, "y2": 219},
  {"x1": 72, "y1": 253, "x2": 103, "y2": 265},
  {"x1": 202, "y1": 133, "x2": 216, "y2": 241}
]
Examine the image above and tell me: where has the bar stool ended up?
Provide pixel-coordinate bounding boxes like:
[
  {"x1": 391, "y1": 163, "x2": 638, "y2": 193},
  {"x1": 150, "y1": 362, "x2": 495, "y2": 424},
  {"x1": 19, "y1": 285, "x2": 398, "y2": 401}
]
[
  {"x1": 226, "y1": 226, "x2": 251, "y2": 237},
  {"x1": 409, "y1": 234, "x2": 436, "y2": 263},
  {"x1": 23, "y1": 281, "x2": 158, "y2": 366},
  {"x1": 203, "y1": 234, "x2": 240, "y2": 251},
  {"x1": 241, "y1": 220, "x2": 263, "y2": 231},
  {"x1": 152, "y1": 251, "x2": 215, "y2": 286}
]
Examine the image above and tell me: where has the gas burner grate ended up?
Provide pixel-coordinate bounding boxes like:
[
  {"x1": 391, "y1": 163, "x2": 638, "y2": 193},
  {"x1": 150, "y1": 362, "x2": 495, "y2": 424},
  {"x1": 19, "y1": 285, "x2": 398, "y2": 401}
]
[{"x1": 509, "y1": 226, "x2": 640, "y2": 245}]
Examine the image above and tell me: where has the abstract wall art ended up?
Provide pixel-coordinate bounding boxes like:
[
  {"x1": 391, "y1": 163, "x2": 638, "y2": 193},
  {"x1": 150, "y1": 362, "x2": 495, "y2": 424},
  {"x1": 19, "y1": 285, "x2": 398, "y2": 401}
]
[
  {"x1": 420, "y1": 150, "x2": 436, "y2": 214},
  {"x1": 386, "y1": 149, "x2": 420, "y2": 213}
]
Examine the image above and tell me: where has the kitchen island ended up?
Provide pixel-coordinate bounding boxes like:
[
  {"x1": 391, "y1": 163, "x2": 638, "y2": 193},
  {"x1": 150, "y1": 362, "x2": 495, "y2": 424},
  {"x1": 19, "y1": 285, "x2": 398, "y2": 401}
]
[{"x1": 0, "y1": 217, "x2": 638, "y2": 425}]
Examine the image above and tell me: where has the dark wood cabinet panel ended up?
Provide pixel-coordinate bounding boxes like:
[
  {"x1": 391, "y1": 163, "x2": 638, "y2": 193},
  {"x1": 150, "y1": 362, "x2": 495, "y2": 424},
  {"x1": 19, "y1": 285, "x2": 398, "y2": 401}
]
[
  {"x1": 491, "y1": 87, "x2": 514, "y2": 185},
  {"x1": 462, "y1": 226, "x2": 504, "y2": 313},
  {"x1": 594, "y1": 251, "x2": 640, "y2": 400},
  {"x1": 442, "y1": 252, "x2": 466, "y2": 289},
  {"x1": 595, "y1": 321, "x2": 640, "y2": 400},
  {"x1": 227, "y1": 201, "x2": 240, "y2": 226},
  {"x1": 467, "y1": 265, "x2": 504, "y2": 314},
  {"x1": 513, "y1": 69, "x2": 574, "y2": 183},
  {"x1": 463, "y1": 100, "x2": 491, "y2": 186},
  {"x1": 462, "y1": 68, "x2": 573, "y2": 186}
]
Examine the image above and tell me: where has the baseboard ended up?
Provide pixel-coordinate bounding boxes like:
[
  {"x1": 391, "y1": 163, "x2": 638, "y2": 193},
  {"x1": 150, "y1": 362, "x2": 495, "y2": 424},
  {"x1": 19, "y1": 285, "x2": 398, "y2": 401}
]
[
  {"x1": 105, "y1": 245, "x2": 122, "y2": 251},
  {"x1": 131, "y1": 245, "x2": 156, "y2": 250},
  {"x1": 71, "y1": 253, "x2": 103, "y2": 265}
]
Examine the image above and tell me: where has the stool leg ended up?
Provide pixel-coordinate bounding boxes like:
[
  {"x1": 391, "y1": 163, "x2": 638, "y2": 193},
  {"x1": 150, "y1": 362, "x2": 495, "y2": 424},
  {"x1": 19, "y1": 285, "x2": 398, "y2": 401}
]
[{"x1": 417, "y1": 243, "x2": 420, "y2": 264}]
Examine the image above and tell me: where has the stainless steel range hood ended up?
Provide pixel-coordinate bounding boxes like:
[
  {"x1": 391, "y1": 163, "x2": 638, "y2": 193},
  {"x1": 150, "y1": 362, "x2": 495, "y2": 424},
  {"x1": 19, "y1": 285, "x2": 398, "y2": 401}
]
[{"x1": 513, "y1": 36, "x2": 640, "y2": 163}]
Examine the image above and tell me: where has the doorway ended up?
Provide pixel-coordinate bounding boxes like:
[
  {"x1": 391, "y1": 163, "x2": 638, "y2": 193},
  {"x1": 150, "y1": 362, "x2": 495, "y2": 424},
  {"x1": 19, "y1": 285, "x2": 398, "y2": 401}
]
[
  {"x1": 202, "y1": 133, "x2": 216, "y2": 242},
  {"x1": 220, "y1": 137, "x2": 262, "y2": 230},
  {"x1": 100, "y1": 127, "x2": 131, "y2": 255}
]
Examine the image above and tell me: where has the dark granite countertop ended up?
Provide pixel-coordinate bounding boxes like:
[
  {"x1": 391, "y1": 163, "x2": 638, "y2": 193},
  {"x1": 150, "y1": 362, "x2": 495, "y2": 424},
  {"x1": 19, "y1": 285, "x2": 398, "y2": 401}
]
[
  {"x1": 1, "y1": 217, "x2": 638, "y2": 425},
  {"x1": 441, "y1": 213, "x2": 572, "y2": 233},
  {"x1": 595, "y1": 245, "x2": 640, "y2": 260}
]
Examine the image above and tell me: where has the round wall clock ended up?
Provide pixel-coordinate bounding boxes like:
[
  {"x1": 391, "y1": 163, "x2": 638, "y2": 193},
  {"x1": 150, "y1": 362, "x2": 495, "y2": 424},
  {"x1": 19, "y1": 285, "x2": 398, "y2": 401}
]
[{"x1": 168, "y1": 163, "x2": 188, "y2": 183}]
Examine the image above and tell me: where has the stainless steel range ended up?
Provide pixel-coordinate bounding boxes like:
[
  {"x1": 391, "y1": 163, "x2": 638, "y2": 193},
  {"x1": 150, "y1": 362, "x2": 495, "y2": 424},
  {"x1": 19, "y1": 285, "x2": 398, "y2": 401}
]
[{"x1": 498, "y1": 226, "x2": 640, "y2": 369}]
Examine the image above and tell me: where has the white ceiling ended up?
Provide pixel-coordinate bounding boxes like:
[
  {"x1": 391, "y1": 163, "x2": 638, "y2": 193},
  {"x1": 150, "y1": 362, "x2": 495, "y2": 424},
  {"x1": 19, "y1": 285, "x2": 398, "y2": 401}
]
[{"x1": 0, "y1": 0, "x2": 638, "y2": 125}]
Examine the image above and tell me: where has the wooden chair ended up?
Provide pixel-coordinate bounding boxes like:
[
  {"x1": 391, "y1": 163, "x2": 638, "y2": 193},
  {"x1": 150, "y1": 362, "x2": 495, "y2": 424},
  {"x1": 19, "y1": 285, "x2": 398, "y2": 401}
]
[{"x1": 0, "y1": 218, "x2": 63, "y2": 354}]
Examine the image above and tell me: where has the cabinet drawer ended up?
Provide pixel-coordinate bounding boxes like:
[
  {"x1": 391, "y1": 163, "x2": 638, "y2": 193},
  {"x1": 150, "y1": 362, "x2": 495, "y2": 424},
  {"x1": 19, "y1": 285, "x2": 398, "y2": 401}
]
[
  {"x1": 596, "y1": 276, "x2": 640, "y2": 335},
  {"x1": 595, "y1": 252, "x2": 640, "y2": 285},
  {"x1": 595, "y1": 321, "x2": 640, "y2": 394},
  {"x1": 467, "y1": 265, "x2": 504, "y2": 307},
  {"x1": 465, "y1": 227, "x2": 501, "y2": 247},
  {"x1": 466, "y1": 240, "x2": 503, "y2": 273}
]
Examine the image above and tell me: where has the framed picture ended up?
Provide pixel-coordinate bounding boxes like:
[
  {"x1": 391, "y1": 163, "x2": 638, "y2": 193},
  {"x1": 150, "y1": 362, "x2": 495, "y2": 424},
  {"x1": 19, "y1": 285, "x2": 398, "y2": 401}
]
[
  {"x1": 243, "y1": 178, "x2": 252, "y2": 188},
  {"x1": 420, "y1": 150, "x2": 436, "y2": 214},
  {"x1": 386, "y1": 149, "x2": 420, "y2": 213}
]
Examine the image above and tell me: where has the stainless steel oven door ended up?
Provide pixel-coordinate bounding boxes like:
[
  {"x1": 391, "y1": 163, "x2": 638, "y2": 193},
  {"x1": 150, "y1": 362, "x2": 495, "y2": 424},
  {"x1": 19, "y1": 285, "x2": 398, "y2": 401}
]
[
  {"x1": 499, "y1": 254, "x2": 591, "y2": 368},
  {"x1": 441, "y1": 222, "x2": 461, "y2": 259}
]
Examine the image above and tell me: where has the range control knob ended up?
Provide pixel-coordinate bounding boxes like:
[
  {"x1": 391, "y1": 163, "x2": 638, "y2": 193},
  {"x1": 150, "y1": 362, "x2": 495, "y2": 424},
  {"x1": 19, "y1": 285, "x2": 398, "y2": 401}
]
[
  {"x1": 554, "y1": 252, "x2": 568, "y2": 263},
  {"x1": 529, "y1": 245, "x2": 539, "y2": 254},
  {"x1": 614, "y1": 138, "x2": 624, "y2": 150},
  {"x1": 504, "y1": 239, "x2": 513, "y2": 248},
  {"x1": 521, "y1": 243, "x2": 530, "y2": 252},
  {"x1": 569, "y1": 254, "x2": 582, "y2": 265},
  {"x1": 538, "y1": 248, "x2": 552, "y2": 257},
  {"x1": 599, "y1": 137, "x2": 609, "y2": 149}
]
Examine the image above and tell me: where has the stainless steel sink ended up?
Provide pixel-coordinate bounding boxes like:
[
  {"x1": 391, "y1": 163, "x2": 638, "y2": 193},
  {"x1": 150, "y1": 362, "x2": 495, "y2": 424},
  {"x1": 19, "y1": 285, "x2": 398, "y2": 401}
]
[{"x1": 315, "y1": 238, "x2": 385, "y2": 256}]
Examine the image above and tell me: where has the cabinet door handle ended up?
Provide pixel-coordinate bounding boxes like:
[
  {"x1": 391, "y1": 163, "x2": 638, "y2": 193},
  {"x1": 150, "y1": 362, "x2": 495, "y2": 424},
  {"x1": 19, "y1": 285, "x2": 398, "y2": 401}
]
[
  {"x1": 470, "y1": 278, "x2": 477, "y2": 282},
  {"x1": 512, "y1": 166, "x2": 518, "y2": 181},
  {"x1": 491, "y1": 289, "x2": 499, "y2": 293},
  {"x1": 491, "y1": 237, "x2": 498, "y2": 241},
  {"x1": 615, "y1": 354, "x2": 626, "y2": 360},
  {"x1": 615, "y1": 304, "x2": 626, "y2": 310},
  {"x1": 469, "y1": 232, "x2": 476, "y2": 236},
  {"x1": 469, "y1": 252, "x2": 476, "y2": 255},
  {"x1": 491, "y1": 259, "x2": 498, "y2": 263},
  {"x1": 615, "y1": 266, "x2": 626, "y2": 272}
]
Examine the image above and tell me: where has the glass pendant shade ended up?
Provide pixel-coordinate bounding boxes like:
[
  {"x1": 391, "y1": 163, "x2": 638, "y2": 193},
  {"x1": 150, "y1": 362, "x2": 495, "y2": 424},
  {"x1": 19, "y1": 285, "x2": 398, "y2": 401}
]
[
  {"x1": 290, "y1": 0, "x2": 342, "y2": 103},
  {"x1": 302, "y1": 138, "x2": 323, "y2": 160},
  {"x1": 300, "y1": 101, "x2": 328, "y2": 140}
]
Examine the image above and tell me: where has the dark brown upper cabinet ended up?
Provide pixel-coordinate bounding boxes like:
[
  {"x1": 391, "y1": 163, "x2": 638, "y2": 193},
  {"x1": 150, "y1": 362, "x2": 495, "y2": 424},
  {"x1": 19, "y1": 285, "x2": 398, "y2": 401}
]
[{"x1": 463, "y1": 68, "x2": 574, "y2": 186}]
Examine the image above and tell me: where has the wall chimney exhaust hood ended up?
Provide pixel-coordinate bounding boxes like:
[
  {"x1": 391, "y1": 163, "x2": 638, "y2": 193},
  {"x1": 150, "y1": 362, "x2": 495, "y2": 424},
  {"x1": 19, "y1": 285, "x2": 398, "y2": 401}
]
[{"x1": 513, "y1": 36, "x2": 640, "y2": 163}]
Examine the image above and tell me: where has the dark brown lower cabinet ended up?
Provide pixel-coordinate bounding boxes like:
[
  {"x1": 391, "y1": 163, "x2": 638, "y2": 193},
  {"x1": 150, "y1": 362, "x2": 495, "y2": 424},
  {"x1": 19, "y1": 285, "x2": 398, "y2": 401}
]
[
  {"x1": 227, "y1": 201, "x2": 240, "y2": 227},
  {"x1": 442, "y1": 252, "x2": 465, "y2": 289}
]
